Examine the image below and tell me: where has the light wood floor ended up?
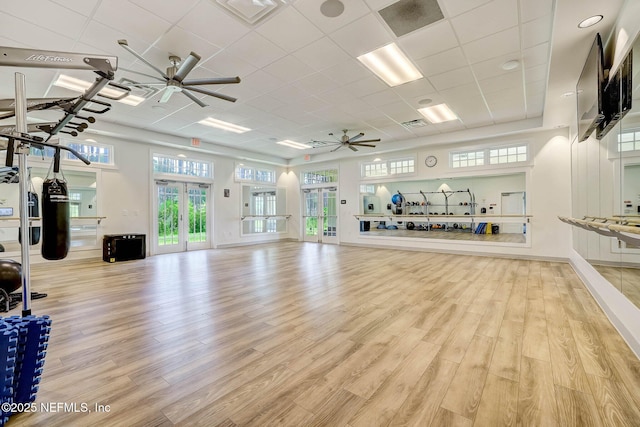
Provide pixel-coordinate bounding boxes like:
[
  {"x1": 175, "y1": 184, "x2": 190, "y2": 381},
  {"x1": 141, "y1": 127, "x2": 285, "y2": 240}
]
[
  {"x1": 362, "y1": 229, "x2": 527, "y2": 243},
  {"x1": 6, "y1": 242, "x2": 640, "y2": 426}
]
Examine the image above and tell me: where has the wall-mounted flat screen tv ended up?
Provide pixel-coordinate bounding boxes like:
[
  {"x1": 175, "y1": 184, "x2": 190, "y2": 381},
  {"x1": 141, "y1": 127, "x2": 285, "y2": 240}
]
[
  {"x1": 577, "y1": 33, "x2": 605, "y2": 142},
  {"x1": 596, "y1": 49, "x2": 633, "y2": 140}
]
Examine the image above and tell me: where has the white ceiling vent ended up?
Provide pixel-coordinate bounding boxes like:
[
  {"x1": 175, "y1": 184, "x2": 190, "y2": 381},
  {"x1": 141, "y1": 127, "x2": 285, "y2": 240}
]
[
  {"x1": 214, "y1": 0, "x2": 287, "y2": 25},
  {"x1": 117, "y1": 77, "x2": 159, "y2": 99},
  {"x1": 378, "y1": 0, "x2": 444, "y2": 37},
  {"x1": 401, "y1": 118, "x2": 428, "y2": 129}
]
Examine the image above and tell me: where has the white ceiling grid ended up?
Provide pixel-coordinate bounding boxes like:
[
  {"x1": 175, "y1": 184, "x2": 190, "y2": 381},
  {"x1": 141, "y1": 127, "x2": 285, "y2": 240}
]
[{"x1": 0, "y1": 0, "x2": 616, "y2": 162}]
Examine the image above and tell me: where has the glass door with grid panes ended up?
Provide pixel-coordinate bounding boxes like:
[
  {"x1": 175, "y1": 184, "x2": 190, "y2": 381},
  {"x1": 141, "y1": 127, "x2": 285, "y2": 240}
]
[
  {"x1": 303, "y1": 187, "x2": 338, "y2": 244},
  {"x1": 154, "y1": 181, "x2": 210, "y2": 254}
]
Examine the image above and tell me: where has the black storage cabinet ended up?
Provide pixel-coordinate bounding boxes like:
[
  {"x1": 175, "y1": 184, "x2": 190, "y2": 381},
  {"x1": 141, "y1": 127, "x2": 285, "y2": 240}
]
[{"x1": 103, "y1": 234, "x2": 146, "y2": 263}]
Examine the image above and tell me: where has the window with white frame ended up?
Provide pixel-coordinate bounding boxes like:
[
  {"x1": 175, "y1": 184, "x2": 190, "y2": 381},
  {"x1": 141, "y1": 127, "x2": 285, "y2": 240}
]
[
  {"x1": 301, "y1": 169, "x2": 338, "y2": 185},
  {"x1": 360, "y1": 184, "x2": 375, "y2": 194},
  {"x1": 153, "y1": 155, "x2": 212, "y2": 178},
  {"x1": 451, "y1": 150, "x2": 485, "y2": 168},
  {"x1": 30, "y1": 141, "x2": 114, "y2": 165},
  {"x1": 489, "y1": 144, "x2": 528, "y2": 164},
  {"x1": 235, "y1": 165, "x2": 276, "y2": 184},
  {"x1": 618, "y1": 129, "x2": 640, "y2": 152},
  {"x1": 361, "y1": 156, "x2": 415, "y2": 179}
]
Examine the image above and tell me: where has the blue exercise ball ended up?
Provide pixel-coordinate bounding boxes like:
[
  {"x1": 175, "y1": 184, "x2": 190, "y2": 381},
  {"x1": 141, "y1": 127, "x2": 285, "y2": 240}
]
[
  {"x1": 0, "y1": 259, "x2": 22, "y2": 294},
  {"x1": 391, "y1": 194, "x2": 402, "y2": 205}
]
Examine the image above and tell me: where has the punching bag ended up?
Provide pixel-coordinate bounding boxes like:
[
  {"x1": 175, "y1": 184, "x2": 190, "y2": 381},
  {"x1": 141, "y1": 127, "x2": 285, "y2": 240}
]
[
  {"x1": 41, "y1": 178, "x2": 70, "y2": 260},
  {"x1": 18, "y1": 191, "x2": 41, "y2": 246}
]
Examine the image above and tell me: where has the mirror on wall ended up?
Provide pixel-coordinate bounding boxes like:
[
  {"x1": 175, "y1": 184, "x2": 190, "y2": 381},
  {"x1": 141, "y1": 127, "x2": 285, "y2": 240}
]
[
  {"x1": 572, "y1": 34, "x2": 640, "y2": 310},
  {"x1": 358, "y1": 172, "x2": 528, "y2": 244},
  {"x1": 241, "y1": 185, "x2": 288, "y2": 235},
  {"x1": 0, "y1": 167, "x2": 99, "y2": 254}
]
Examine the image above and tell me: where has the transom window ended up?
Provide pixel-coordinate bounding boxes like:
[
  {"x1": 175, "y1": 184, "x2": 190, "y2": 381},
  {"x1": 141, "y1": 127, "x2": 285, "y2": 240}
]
[
  {"x1": 450, "y1": 144, "x2": 529, "y2": 169},
  {"x1": 235, "y1": 165, "x2": 276, "y2": 184},
  {"x1": 154, "y1": 155, "x2": 212, "y2": 178},
  {"x1": 451, "y1": 150, "x2": 485, "y2": 168},
  {"x1": 618, "y1": 130, "x2": 640, "y2": 152},
  {"x1": 301, "y1": 169, "x2": 338, "y2": 185},
  {"x1": 361, "y1": 157, "x2": 415, "y2": 179},
  {"x1": 30, "y1": 140, "x2": 114, "y2": 165}
]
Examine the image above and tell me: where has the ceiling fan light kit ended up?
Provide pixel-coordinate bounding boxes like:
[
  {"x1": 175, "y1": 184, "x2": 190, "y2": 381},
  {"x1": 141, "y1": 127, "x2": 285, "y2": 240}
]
[
  {"x1": 117, "y1": 39, "x2": 240, "y2": 107},
  {"x1": 310, "y1": 129, "x2": 381, "y2": 152}
]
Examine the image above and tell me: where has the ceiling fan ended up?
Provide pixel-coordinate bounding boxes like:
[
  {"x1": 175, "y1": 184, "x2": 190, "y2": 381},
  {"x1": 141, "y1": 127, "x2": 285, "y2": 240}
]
[
  {"x1": 117, "y1": 39, "x2": 240, "y2": 107},
  {"x1": 310, "y1": 129, "x2": 381, "y2": 152}
]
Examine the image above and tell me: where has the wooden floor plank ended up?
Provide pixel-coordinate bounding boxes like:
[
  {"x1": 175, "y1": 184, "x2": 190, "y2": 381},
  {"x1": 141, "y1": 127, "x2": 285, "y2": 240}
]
[{"x1": 4, "y1": 242, "x2": 638, "y2": 427}]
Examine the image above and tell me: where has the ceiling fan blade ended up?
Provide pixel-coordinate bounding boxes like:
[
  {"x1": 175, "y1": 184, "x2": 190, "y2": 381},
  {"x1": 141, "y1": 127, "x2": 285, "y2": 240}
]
[
  {"x1": 182, "y1": 89, "x2": 208, "y2": 108},
  {"x1": 352, "y1": 138, "x2": 381, "y2": 143},
  {"x1": 124, "y1": 82, "x2": 167, "y2": 87},
  {"x1": 118, "y1": 40, "x2": 170, "y2": 80},
  {"x1": 119, "y1": 67, "x2": 167, "y2": 83},
  {"x1": 347, "y1": 132, "x2": 365, "y2": 143},
  {"x1": 159, "y1": 89, "x2": 173, "y2": 103},
  {"x1": 185, "y1": 86, "x2": 237, "y2": 103},
  {"x1": 349, "y1": 145, "x2": 358, "y2": 152},
  {"x1": 330, "y1": 145, "x2": 343, "y2": 152},
  {"x1": 182, "y1": 77, "x2": 241, "y2": 86},
  {"x1": 350, "y1": 143, "x2": 376, "y2": 147},
  {"x1": 173, "y1": 52, "x2": 201, "y2": 82}
]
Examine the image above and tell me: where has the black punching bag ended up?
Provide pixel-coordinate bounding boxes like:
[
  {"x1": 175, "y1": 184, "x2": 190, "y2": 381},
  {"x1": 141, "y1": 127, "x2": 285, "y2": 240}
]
[
  {"x1": 41, "y1": 178, "x2": 70, "y2": 260},
  {"x1": 18, "y1": 191, "x2": 41, "y2": 245}
]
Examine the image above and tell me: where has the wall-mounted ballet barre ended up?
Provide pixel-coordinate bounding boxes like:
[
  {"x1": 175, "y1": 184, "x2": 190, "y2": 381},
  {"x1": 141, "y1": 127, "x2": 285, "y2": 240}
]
[{"x1": 558, "y1": 215, "x2": 640, "y2": 246}]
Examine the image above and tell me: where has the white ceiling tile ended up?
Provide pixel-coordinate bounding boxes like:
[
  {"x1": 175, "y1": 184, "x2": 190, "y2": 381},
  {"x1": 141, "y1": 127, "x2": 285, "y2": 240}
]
[
  {"x1": 428, "y1": 66, "x2": 475, "y2": 91},
  {"x1": 462, "y1": 27, "x2": 520, "y2": 64},
  {"x1": 343, "y1": 76, "x2": 388, "y2": 98},
  {"x1": 317, "y1": 87, "x2": 364, "y2": 106},
  {"x1": 364, "y1": 0, "x2": 396, "y2": 10},
  {"x1": 363, "y1": 114, "x2": 399, "y2": 130},
  {"x1": 448, "y1": 96, "x2": 493, "y2": 126},
  {"x1": 526, "y1": 80, "x2": 546, "y2": 98},
  {"x1": 439, "y1": 0, "x2": 492, "y2": 18},
  {"x1": 361, "y1": 89, "x2": 404, "y2": 107},
  {"x1": 293, "y1": 0, "x2": 371, "y2": 35},
  {"x1": 271, "y1": 105, "x2": 318, "y2": 125},
  {"x1": 524, "y1": 64, "x2": 547, "y2": 83},
  {"x1": 336, "y1": 98, "x2": 377, "y2": 116},
  {"x1": 268, "y1": 84, "x2": 313, "y2": 104},
  {"x1": 227, "y1": 32, "x2": 287, "y2": 69},
  {"x1": 526, "y1": 94, "x2": 545, "y2": 118},
  {"x1": 376, "y1": 101, "x2": 417, "y2": 123},
  {"x1": 522, "y1": 16, "x2": 552, "y2": 49},
  {"x1": 2, "y1": 1, "x2": 88, "y2": 41},
  {"x1": 320, "y1": 59, "x2": 371, "y2": 85},
  {"x1": 51, "y1": 0, "x2": 99, "y2": 17},
  {"x1": 93, "y1": 1, "x2": 172, "y2": 45},
  {"x1": 470, "y1": 52, "x2": 520, "y2": 80},
  {"x1": 292, "y1": 73, "x2": 341, "y2": 96},
  {"x1": 131, "y1": 0, "x2": 200, "y2": 24},
  {"x1": 398, "y1": 20, "x2": 459, "y2": 60},
  {"x1": 520, "y1": 0, "x2": 554, "y2": 23},
  {"x1": 329, "y1": 14, "x2": 393, "y2": 57},
  {"x1": 416, "y1": 47, "x2": 468, "y2": 77},
  {"x1": 256, "y1": 6, "x2": 323, "y2": 53},
  {"x1": 484, "y1": 88, "x2": 526, "y2": 121},
  {"x1": 153, "y1": 26, "x2": 222, "y2": 62},
  {"x1": 0, "y1": 12, "x2": 75, "y2": 52},
  {"x1": 80, "y1": 21, "x2": 143, "y2": 59},
  {"x1": 263, "y1": 55, "x2": 315, "y2": 83},
  {"x1": 200, "y1": 50, "x2": 257, "y2": 80},
  {"x1": 438, "y1": 82, "x2": 483, "y2": 102},
  {"x1": 177, "y1": 2, "x2": 251, "y2": 48},
  {"x1": 393, "y1": 79, "x2": 436, "y2": 101},
  {"x1": 222, "y1": 69, "x2": 285, "y2": 100},
  {"x1": 292, "y1": 37, "x2": 352, "y2": 72},
  {"x1": 523, "y1": 43, "x2": 549, "y2": 69},
  {"x1": 450, "y1": 0, "x2": 518, "y2": 44},
  {"x1": 478, "y1": 70, "x2": 522, "y2": 94}
]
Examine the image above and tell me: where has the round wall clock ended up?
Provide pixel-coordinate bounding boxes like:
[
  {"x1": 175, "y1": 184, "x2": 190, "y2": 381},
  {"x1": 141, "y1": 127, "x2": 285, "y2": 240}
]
[{"x1": 425, "y1": 155, "x2": 438, "y2": 167}]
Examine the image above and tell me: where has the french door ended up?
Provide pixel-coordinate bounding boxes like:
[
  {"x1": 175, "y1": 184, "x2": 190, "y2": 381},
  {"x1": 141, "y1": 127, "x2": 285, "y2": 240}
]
[
  {"x1": 154, "y1": 180, "x2": 210, "y2": 254},
  {"x1": 302, "y1": 187, "x2": 338, "y2": 244}
]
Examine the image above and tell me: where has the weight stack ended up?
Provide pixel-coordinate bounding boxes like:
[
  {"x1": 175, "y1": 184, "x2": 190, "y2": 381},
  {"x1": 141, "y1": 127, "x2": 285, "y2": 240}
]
[
  {"x1": 0, "y1": 324, "x2": 17, "y2": 426},
  {"x1": 4, "y1": 316, "x2": 51, "y2": 405}
]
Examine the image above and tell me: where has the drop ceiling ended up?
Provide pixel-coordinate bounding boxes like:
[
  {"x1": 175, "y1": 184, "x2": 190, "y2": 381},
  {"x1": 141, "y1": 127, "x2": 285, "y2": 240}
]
[{"x1": 0, "y1": 0, "x2": 627, "y2": 165}]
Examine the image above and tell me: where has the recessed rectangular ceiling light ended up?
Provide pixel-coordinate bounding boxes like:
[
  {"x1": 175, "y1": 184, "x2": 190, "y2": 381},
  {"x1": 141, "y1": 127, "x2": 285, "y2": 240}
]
[
  {"x1": 53, "y1": 74, "x2": 145, "y2": 106},
  {"x1": 198, "y1": 117, "x2": 251, "y2": 133},
  {"x1": 357, "y1": 43, "x2": 423, "y2": 87},
  {"x1": 276, "y1": 139, "x2": 308, "y2": 150},
  {"x1": 418, "y1": 103, "x2": 458, "y2": 123}
]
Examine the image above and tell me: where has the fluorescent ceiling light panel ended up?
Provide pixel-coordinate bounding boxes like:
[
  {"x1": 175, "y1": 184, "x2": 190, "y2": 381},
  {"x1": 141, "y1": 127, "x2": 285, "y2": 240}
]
[
  {"x1": 418, "y1": 103, "x2": 458, "y2": 123},
  {"x1": 198, "y1": 117, "x2": 251, "y2": 133},
  {"x1": 53, "y1": 74, "x2": 145, "y2": 106},
  {"x1": 357, "y1": 43, "x2": 423, "y2": 87},
  {"x1": 276, "y1": 139, "x2": 308, "y2": 149}
]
